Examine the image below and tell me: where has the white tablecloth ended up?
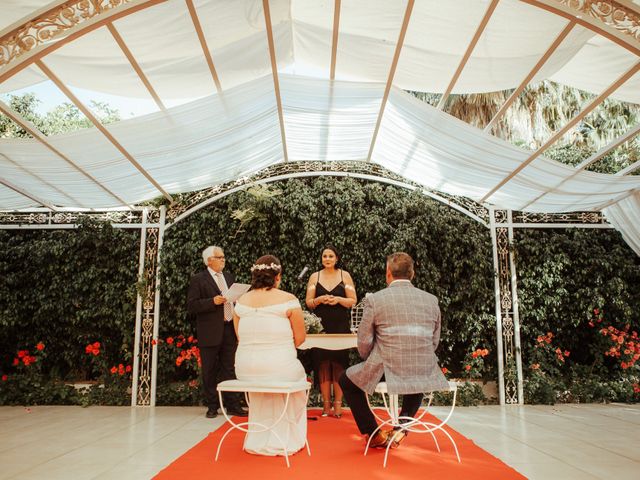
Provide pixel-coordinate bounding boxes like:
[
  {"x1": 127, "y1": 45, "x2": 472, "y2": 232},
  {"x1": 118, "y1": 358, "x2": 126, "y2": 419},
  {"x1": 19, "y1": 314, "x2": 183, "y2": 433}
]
[{"x1": 298, "y1": 333, "x2": 357, "y2": 350}]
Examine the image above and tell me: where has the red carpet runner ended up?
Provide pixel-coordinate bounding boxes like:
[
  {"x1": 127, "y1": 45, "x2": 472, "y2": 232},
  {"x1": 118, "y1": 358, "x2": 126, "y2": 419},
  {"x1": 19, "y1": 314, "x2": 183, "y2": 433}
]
[{"x1": 155, "y1": 409, "x2": 525, "y2": 479}]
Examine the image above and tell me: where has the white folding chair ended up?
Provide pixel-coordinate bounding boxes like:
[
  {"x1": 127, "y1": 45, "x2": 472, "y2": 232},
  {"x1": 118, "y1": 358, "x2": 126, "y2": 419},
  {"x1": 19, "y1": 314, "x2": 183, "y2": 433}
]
[
  {"x1": 215, "y1": 379, "x2": 312, "y2": 467},
  {"x1": 365, "y1": 381, "x2": 460, "y2": 467},
  {"x1": 350, "y1": 298, "x2": 366, "y2": 333}
]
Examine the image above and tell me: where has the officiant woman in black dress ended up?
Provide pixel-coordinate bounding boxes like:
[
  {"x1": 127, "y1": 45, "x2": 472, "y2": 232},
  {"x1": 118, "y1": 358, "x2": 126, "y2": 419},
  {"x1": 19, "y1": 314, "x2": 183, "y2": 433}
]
[{"x1": 305, "y1": 245, "x2": 357, "y2": 418}]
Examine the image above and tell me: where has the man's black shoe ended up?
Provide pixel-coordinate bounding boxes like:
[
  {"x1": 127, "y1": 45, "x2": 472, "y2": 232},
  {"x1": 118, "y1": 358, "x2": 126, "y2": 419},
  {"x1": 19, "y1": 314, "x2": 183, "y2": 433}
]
[
  {"x1": 205, "y1": 408, "x2": 218, "y2": 418},
  {"x1": 225, "y1": 407, "x2": 248, "y2": 417}
]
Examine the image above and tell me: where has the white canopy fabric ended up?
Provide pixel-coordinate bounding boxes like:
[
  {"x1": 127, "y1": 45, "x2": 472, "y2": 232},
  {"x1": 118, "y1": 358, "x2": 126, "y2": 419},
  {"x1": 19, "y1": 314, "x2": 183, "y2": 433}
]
[
  {"x1": 0, "y1": 0, "x2": 639, "y2": 253},
  {"x1": 605, "y1": 192, "x2": 640, "y2": 255},
  {"x1": 1, "y1": 0, "x2": 637, "y2": 102}
]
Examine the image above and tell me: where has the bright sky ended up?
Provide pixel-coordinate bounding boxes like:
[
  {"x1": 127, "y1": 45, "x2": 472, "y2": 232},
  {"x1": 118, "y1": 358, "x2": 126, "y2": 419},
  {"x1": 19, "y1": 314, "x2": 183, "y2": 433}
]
[{"x1": 1, "y1": 80, "x2": 192, "y2": 119}]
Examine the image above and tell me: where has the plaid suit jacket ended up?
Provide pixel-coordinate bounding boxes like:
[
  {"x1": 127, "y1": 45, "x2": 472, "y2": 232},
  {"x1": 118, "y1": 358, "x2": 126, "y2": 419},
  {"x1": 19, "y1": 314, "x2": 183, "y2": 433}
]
[{"x1": 346, "y1": 280, "x2": 449, "y2": 395}]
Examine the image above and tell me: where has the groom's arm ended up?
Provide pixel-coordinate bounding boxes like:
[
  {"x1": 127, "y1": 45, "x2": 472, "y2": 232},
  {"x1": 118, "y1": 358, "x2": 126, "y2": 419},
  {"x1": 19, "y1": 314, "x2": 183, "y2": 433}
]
[{"x1": 357, "y1": 296, "x2": 375, "y2": 360}]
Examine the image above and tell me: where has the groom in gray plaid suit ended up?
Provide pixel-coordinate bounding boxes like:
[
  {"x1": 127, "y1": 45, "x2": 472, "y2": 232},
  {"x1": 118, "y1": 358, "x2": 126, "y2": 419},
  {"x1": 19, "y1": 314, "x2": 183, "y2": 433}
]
[{"x1": 339, "y1": 252, "x2": 449, "y2": 448}]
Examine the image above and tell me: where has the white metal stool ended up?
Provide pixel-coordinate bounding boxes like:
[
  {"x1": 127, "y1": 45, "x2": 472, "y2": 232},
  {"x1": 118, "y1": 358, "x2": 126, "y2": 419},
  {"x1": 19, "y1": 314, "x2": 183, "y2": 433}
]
[
  {"x1": 365, "y1": 381, "x2": 460, "y2": 467},
  {"x1": 215, "y1": 379, "x2": 312, "y2": 467}
]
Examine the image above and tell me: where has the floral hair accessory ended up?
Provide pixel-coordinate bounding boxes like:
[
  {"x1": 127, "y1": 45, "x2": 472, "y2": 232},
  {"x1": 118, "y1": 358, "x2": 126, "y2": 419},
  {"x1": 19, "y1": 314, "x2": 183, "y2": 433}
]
[{"x1": 250, "y1": 262, "x2": 281, "y2": 272}]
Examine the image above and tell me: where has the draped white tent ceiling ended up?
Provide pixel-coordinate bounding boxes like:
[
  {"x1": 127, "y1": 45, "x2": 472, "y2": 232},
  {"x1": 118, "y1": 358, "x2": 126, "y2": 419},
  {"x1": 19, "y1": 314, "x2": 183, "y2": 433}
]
[{"x1": 0, "y1": 0, "x2": 639, "y2": 252}]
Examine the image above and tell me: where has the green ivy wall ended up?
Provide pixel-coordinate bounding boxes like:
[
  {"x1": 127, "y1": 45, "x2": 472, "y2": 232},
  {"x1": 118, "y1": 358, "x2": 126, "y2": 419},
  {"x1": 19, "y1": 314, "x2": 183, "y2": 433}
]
[{"x1": 1, "y1": 177, "x2": 638, "y2": 404}]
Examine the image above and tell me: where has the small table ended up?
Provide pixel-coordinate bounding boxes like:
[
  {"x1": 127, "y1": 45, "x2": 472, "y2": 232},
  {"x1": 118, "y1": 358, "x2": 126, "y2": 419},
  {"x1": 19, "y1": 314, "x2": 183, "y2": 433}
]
[{"x1": 298, "y1": 333, "x2": 357, "y2": 350}]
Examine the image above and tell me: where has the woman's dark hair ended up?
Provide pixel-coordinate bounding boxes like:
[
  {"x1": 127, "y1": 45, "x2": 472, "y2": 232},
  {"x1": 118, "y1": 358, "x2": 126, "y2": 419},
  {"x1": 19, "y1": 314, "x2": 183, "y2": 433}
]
[
  {"x1": 250, "y1": 255, "x2": 282, "y2": 290},
  {"x1": 321, "y1": 244, "x2": 341, "y2": 268}
]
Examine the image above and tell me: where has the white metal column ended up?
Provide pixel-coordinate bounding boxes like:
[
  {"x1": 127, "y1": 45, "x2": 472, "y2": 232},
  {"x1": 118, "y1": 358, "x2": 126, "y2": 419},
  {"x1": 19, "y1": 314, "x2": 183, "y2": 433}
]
[
  {"x1": 131, "y1": 208, "x2": 148, "y2": 406},
  {"x1": 150, "y1": 206, "x2": 166, "y2": 407},
  {"x1": 489, "y1": 207, "x2": 506, "y2": 405},
  {"x1": 507, "y1": 210, "x2": 524, "y2": 404}
]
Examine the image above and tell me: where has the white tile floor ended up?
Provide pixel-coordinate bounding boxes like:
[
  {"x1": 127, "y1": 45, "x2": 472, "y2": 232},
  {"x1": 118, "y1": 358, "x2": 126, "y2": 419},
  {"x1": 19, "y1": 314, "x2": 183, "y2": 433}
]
[{"x1": 0, "y1": 403, "x2": 638, "y2": 479}]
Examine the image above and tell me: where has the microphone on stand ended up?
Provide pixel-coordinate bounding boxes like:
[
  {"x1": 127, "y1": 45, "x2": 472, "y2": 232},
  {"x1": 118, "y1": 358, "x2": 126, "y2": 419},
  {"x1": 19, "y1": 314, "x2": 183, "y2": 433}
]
[{"x1": 296, "y1": 266, "x2": 309, "y2": 282}]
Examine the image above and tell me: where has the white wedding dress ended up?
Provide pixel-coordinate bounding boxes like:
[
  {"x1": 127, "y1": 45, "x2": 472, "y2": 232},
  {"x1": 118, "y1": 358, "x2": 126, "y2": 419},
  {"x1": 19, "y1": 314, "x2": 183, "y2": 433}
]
[{"x1": 234, "y1": 299, "x2": 307, "y2": 456}]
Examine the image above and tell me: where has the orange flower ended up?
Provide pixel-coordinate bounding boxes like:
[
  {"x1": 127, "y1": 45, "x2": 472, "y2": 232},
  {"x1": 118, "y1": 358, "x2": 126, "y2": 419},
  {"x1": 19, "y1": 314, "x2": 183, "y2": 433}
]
[
  {"x1": 471, "y1": 351, "x2": 478, "y2": 358},
  {"x1": 531, "y1": 363, "x2": 540, "y2": 370},
  {"x1": 151, "y1": 339, "x2": 157, "y2": 346},
  {"x1": 188, "y1": 336, "x2": 194, "y2": 343},
  {"x1": 36, "y1": 342, "x2": 45, "y2": 351},
  {"x1": 482, "y1": 349, "x2": 489, "y2": 356}
]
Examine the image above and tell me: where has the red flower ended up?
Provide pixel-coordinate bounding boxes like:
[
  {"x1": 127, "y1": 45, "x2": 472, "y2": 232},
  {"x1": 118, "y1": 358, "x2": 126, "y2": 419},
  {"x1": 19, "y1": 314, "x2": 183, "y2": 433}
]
[
  {"x1": 588, "y1": 321, "x2": 594, "y2": 327},
  {"x1": 17, "y1": 350, "x2": 28, "y2": 358},
  {"x1": 594, "y1": 308, "x2": 600, "y2": 315},
  {"x1": 176, "y1": 342, "x2": 184, "y2": 348},
  {"x1": 36, "y1": 342, "x2": 45, "y2": 351},
  {"x1": 12, "y1": 358, "x2": 19, "y2": 366},
  {"x1": 93, "y1": 342, "x2": 100, "y2": 349},
  {"x1": 188, "y1": 336, "x2": 194, "y2": 343},
  {"x1": 621, "y1": 362, "x2": 628, "y2": 369},
  {"x1": 564, "y1": 351, "x2": 570, "y2": 357},
  {"x1": 531, "y1": 363, "x2": 540, "y2": 370},
  {"x1": 464, "y1": 365, "x2": 471, "y2": 371},
  {"x1": 441, "y1": 367, "x2": 449, "y2": 374},
  {"x1": 176, "y1": 358, "x2": 183, "y2": 366},
  {"x1": 166, "y1": 337, "x2": 174, "y2": 345},
  {"x1": 110, "y1": 366, "x2": 118, "y2": 374},
  {"x1": 1, "y1": 375, "x2": 7, "y2": 381},
  {"x1": 472, "y1": 351, "x2": 478, "y2": 358},
  {"x1": 188, "y1": 379, "x2": 198, "y2": 388},
  {"x1": 151, "y1": 339, "x2": 157, "y2": 346},
  {"x1": 125, "y1": 365, "x2": 132, "y2": 373}
]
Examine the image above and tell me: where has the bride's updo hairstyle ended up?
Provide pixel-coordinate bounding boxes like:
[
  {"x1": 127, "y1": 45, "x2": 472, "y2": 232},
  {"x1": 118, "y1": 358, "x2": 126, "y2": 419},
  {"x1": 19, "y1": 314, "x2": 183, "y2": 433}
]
[{"x1": 250, "y1": 255, "x2": 282, "y2": 290}]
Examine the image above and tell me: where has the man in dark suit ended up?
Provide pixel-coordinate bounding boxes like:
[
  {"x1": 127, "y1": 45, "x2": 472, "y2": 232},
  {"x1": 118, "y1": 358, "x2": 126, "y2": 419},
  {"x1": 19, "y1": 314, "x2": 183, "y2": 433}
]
[
  {"x1": 187, "y1": 245, "x2": 246, "y2": 418},
  {"x1": 339, "y1": 252, "x2": 449, "y2": 448}
]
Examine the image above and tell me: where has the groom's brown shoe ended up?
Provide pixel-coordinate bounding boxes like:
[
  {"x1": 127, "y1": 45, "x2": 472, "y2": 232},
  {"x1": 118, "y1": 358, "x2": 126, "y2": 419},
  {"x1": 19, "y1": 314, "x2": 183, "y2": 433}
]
[
  {"x1": 389, "y1": 430, "x2": 407, "y2": 448},
  {"x1": 368, "y1": 430, "x2": 390, "y2": 449}
]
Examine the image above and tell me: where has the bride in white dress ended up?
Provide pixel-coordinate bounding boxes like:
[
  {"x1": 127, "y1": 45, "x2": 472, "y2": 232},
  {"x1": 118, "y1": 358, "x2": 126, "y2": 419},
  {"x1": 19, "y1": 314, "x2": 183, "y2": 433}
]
[{"x1": 233, "y1": 255, "x2": 307, "y2": 456}]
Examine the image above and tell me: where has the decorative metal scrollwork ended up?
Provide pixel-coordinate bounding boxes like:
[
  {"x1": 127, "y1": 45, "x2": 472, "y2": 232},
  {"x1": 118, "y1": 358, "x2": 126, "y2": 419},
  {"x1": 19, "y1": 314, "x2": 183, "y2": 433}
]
[
  {"x1": 165, "y1": 160, "x2": 490, "y2": 224},
  {"x1": 0, "y1": 209, "x2": 145, "y2": 225},
  {"x1": 135, "y1": 225, "x2": 159, "y2": 406},
  {"x1": 0, "y1": 0, "x2": 136, "y2": 68},
  {"x1": 494, "y1": 211, "x2": 519, "y2": 405},
  {"x1": 552, "y1": 0, "x2": 640, "y2": 42},
  {"x1": 513, "y1": 211, "x2": 606, "y2": 224}
]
